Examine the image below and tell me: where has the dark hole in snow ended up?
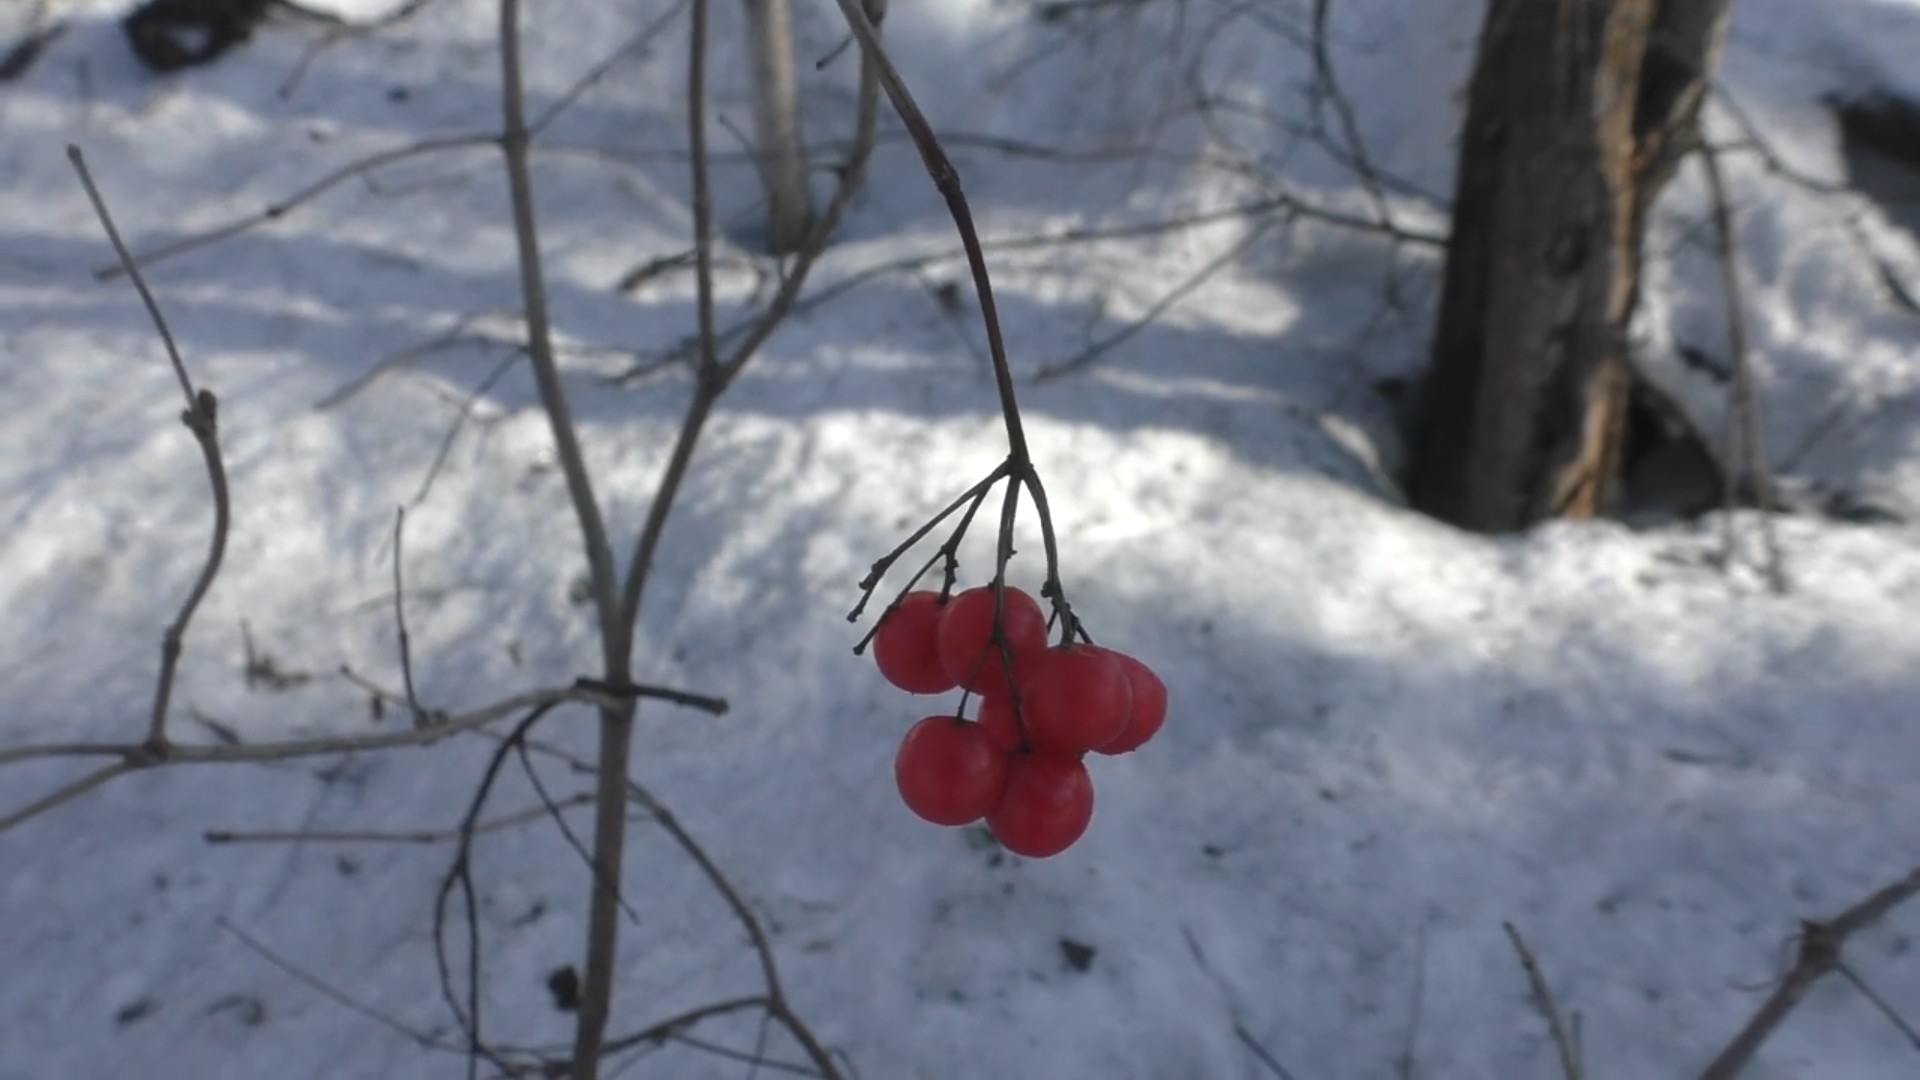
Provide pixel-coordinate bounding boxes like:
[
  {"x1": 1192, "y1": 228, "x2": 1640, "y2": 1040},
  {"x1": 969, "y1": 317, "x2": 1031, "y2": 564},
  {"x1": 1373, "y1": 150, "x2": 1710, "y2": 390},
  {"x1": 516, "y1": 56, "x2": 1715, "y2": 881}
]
[
  {"x1": 123, "y1": 0, "x2": 268, "y2": 74},
  {"x1": 1834, "y1": 93, "x2": 1920, "y2": 241},
  {"x1": 205, "y1": 994, "x2": 267, "y2": 1028},
  {"x1": 547, "y1": 966, "x2": 580, "y2": 1012},
  {"x1": 114, "y1": 998, "x2": 156, "y2": 1028},
  {"x1": 1059, "y1": 938, "x2": 1096, "y2": 973},
  {"x1": 1619, "y1": 377, "x2": 1725, "y2": 522}
]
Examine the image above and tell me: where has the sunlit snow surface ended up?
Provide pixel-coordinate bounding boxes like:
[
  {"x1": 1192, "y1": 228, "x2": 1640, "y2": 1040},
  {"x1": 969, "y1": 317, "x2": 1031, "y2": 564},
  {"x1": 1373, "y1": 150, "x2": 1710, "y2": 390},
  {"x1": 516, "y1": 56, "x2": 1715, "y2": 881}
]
[{"x1": 3, "y1": 0, "x2": 1918, "y2": 1077}]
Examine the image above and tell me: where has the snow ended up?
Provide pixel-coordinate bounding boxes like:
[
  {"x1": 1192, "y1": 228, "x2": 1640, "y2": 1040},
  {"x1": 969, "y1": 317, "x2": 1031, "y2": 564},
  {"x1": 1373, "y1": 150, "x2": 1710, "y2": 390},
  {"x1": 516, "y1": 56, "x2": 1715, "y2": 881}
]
[{"x1": 3, "y1": 0, "x2": 1919, "y2": 1077}]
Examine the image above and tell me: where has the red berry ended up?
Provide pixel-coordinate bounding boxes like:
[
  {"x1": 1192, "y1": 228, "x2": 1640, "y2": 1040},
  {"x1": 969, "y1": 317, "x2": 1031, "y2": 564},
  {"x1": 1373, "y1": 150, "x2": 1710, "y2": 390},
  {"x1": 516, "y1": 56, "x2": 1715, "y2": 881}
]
[
  {"x1": 977, "y1": 694, "x2": 1022, "y2": 751},
  {"x1": 1019, "y1": 644, "x2": 1131, "y2": 753},
  {"x1": 935, "y1": 585, "x2": 1048, "y2": 699},
  {"x1": 872, "y1": 591, "x2": 958, "y2": 694},
  {"x1": 987, "y1": 752, "x2": 1094, "y2": 858},
  {"x1": 1093, "y1": 650, "x2": 1168, "y2": 755},
  {"x1": 894, "y1": 717, "x2": 1011, "y2": 827}
]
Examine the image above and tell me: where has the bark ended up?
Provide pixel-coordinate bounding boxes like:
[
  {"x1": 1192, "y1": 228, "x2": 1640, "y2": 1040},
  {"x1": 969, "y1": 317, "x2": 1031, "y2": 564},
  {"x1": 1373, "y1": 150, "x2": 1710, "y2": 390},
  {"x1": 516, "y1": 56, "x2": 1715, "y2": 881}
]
[
  {"x1": 1409, "y1": 0, "x2": 1732, "y2": 531},
  {"x1": 743, "y1": 0, "x2": 815, "y2": 253}
]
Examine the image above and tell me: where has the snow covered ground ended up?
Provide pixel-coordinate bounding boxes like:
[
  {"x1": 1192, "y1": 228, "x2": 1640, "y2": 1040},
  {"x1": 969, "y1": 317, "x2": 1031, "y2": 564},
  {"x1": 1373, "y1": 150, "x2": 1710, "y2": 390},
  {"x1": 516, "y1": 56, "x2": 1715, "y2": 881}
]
[{"x1": 2, "y1": 0, "x2": 1918, "y2": 1077}]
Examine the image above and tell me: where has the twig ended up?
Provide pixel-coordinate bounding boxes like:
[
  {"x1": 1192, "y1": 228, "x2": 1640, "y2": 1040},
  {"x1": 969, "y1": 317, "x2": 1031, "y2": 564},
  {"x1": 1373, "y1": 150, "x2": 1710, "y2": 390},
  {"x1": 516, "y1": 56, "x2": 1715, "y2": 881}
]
[
  {"x1": 1503, "y1": 922, "x2": 1582, "y2": 1080},
  {"x1": 278, "y1": 0, "x2": 443, "y2": 99},
  {"x1": 1698, "y1": 142, "x2": 1785, "y2": 593},
  {"x1": 1308, "y1": 0, "x2": 1395, "y2": 232},
  {"x1": 528, "y1": 1, "x2": 691, "y2": 138},
  {"x1": 497, "y1": 0, "x2": 618, "y2": 643},
  {"x1": 571, "y1": 5, "x2": 886, "y2": 1071},
  {"x1": 520, "y1": 738, "x2": 844, "y2": 1079},
  {"x1": 69, "y1": 145, "x2": 232, "y2": 756},
  {"x1": 595, "y1": 995, "x2": 771, "y2": 1058},
  {"x1": 216, "y1": 916, "x2": 472, "y2": 1057},
  {"x1": 1835, "y1": 961, "x2": 1920, "y2": 1053},
  {"x1": 0, "y1": 762, "x2": 134, "y2": 835},
  {"x1": 391, "y1": 508, "x2": 426, "y2": 723},
  {"x1": 412, "y1": 347, "x2": 525, "y2": 506},
  {"x1": 669, "y1": 1029, "x2": 819, "y2": 1077},
  {"x1": 0, "y1": 681, "x2": 719, "y2": 834},
  {"x1": 313, "y1": 311, "x2": 505, "y2": 410},
  {"x1": 1701, "y1": 865, "x2": 1920, "y2": 1079},
  {"x1": 1181, "y1": 926, "x2": 1298, "y2": 1080},
  {"x1": 435, "y1": 699, "x2": 567, "y2": 1079},
  {"x1": 515, "y1": 741, "x2": 638, "y2": 923},
  {"x1": 1399, "y1": 921, "x2": 1429, "y2": 1080},
  {"x1": 1031, "y1": 217, "x2": 1273, "y2": 382},
  {"x1": 94, "y1": 135, "x2": 498, "y2": 280},
  {"x1": 204, "y1": 793, "x2": 594, "y2": 845}
]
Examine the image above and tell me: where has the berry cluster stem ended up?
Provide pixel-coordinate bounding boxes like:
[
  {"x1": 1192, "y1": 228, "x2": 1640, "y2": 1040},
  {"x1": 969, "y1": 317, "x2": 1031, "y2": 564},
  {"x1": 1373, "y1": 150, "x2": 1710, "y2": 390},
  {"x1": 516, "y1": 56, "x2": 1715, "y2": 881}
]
[{"x1": 826, "y1": 0, "x2": 1075, "y2": 630}]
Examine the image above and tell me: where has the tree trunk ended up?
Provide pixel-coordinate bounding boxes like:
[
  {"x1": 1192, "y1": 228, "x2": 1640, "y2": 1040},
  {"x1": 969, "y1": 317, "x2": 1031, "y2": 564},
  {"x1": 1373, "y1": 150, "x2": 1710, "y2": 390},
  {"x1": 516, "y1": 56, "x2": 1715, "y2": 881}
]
[
  {"x1": 743, "y1": 0, "x2": 814, "y2": 254},
  {"x1": 1409, "y1": 0, "x2": 1732, "y2": 531}
]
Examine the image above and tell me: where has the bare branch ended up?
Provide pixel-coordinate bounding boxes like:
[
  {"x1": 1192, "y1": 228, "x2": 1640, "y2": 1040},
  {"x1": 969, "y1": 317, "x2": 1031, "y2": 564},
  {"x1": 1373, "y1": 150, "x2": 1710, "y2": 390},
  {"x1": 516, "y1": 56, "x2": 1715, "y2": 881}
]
[
  {"x1": 94, "y1": 135, "x2": 499, "y2": 280},
  {"x1": 1032, "y1": 217, "x2": 1274, "y2": 382},
  {"x1": 1398, "y1": 921, "x2": 1429, "y2": 1080},
  {"x1": 497, "y1": 0, "x2": 618, "y2": 642},
  {"x1": 204, "y1": 793, "x2": 595, "y2": 846},
  {"x1": 1702, "y1": 865, "x2": 1920, "y2": 1079},
  {"x1": 1836, "y1": 961, "x2": 1920, "y2": 1054},
  {"x1": 0, "y1": 762, "x2": 134, "y2": 834},
  {"x1": 1503, "y1": 922, "x2": 1582, "y2": 1080},
  {"x1": 215, "y1": 916, "x2": 491, "y2": 1064},
  {"x1": 0, "y1": 680, "x2": 722, "y2": 835},
  {"x1": 1698, "y1": 143, "x2": 1785, "y2": 593},
  {"x1": 1308, "y1": 0, "x2": 1395, "y2": 232},
  {"x1": 391, "y1": 508, "x2": 426, "y2": 723},
  {"x1": 69, "y1": 145, "x2": 234, "y2": 755},
  {"x1": 521, "y1": 738, "x2": 843, "y2": 1079}
]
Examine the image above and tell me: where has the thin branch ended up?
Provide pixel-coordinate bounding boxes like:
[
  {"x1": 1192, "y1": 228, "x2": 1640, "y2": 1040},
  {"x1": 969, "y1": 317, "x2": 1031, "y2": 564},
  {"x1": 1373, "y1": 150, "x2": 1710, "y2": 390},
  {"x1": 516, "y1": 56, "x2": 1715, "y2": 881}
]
[
  {"x1": 596, "y1": 995, "x2": 771, "y2": 1058},
  {"x1": 497, "y1": 0, "x2": 618, "y2": 642},
  {"x1": 0, "y1": 762, "x2": 134, "y2": 834},
  {"x1": 314, "y1": 311, "x2": 507, "y2": 410},
  {"x1": 710, "y1": 0, "x2": 884, "y2": 386},
  {"x1": 1698, "y1": 142, "x2": 1785, "y2": 593},
  {"x1": 528, "y1": 1, "x2": 692, "y2": 138},
  {"x1": 69, "y1": 145, "x2": 233, "y2": 754},
  {"x1": 391, "y1": 508, "x2": 426, "y2": 723},
  {"x1": 1702, "y1": 865, "x2": 1920, "y2": 1079},
  {"x1": 521, "y1": 738, "x2": 843, "y2": 1079},
  {"x1": 435, "y1": 699, "x2": 569, "y2": 1080},
  {"x1": 277, "y1": 0, "x2": 444, "y2": 99},
  {"x1": 687, "y1": 0, "x2": 719, "y2": 381},
  {"x1": 1503, "y1": 922, "x2": 1582, "y2": 1080},
  {"x1": 204, "y1": 793, "x2": 594, "y2": 846},
  {"x1": 1835, "y1": 961, "x2": 1920, "y2": 1054},
  {"x1": 94, "y1": 135, "x2": 498, "y2": 280},
  {"x1": 216, "y1": 916, "x2": 471, "y2": 1056},
  {"x1": 823, "y1": 0, "x2": 1030, "y2": 463},
  {"x1": 412, "y1": 346, "x2": 525, "y2": 506},
  {"x1": 1399, "y1": 921, "x2": 1429, "y2": 1080},
  {"x1": 515, "y1": 741, "x2": 638, "y2": 923},
  {"x1": 667, "y1": 1029, "x2": 821, "y2": 1077},
  {"x1": 1031, "y1": 217, "x2": 1273, "y2": 382},
  {"x1": 1308, "y1": 0, "x2": 1396, "y2": 232},
  {"x1": 0, "y1": 681, "x2": 717, "y2": 835},
  {"x1": 577, "y1": 9, "x2": 884, "y2": 1072},
  {"x1": 1, "y1": 685, "x2": 588, "y2": 769},
  {"x1": 1181, "y1": 926, "x2": 1298, "y2": 1080}
]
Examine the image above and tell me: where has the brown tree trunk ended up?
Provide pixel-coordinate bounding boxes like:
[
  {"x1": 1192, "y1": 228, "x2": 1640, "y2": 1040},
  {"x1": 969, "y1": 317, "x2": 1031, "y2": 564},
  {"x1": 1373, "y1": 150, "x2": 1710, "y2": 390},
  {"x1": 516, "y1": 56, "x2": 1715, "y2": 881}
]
[{"x1": 1409, "y1": 0, "x2": 1731, "y2": 531}]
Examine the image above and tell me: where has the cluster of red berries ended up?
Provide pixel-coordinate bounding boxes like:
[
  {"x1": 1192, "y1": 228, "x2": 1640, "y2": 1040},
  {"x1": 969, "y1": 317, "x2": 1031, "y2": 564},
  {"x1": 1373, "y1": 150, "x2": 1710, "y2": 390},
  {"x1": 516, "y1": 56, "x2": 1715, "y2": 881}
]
[{"x1": 870, "y1": 584, "x2": 1168, "y2": 858}]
